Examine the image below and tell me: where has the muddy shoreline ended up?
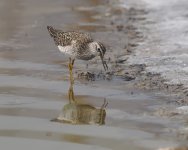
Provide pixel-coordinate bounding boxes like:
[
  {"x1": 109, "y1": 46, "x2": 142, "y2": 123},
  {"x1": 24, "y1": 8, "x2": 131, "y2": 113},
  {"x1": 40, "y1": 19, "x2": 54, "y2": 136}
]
[{"x1": 101, "y1": 0, "x2": 188, "y2": 105}]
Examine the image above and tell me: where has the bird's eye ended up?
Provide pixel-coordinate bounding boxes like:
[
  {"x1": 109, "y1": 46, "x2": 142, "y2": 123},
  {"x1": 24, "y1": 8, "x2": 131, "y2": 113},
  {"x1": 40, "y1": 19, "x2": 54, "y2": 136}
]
[{"x1": 97, "y1": 48, "x2": 101, "y2": 52}]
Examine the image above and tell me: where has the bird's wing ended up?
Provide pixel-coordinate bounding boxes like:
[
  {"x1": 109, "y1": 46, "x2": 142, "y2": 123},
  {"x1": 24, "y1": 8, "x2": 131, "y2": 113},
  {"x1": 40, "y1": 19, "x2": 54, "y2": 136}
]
[
  {"x1": 73, "y1": 32, "x2": 93, "y2": 50},
  {"x1": 47, "y1": 27, "x2": 92, "y2": 46},
  {"x1": 59, "y1": 31, "x2": 93, "y2": 48},
  {"x1": 47, "y1": 26, "x2": 94, "y2": 53}
]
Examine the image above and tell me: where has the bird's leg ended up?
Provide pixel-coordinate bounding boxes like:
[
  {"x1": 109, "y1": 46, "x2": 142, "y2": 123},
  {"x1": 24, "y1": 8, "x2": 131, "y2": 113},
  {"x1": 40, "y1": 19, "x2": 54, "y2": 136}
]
[
  {"x1": 68, "y1": 83, "x2": 76, "y2": 103},
  {"x1": 68, "y1": 58, "x2": 76, "y2": 103},
  {"x1": 68, "y1": 58, "x2": 75, "y2": 85}
]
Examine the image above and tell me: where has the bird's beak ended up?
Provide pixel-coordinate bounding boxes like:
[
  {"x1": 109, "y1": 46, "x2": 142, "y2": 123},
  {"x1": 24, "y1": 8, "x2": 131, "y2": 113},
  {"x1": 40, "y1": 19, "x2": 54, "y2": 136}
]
[{"x1": 99, "y1": 51, "x2": 108, "y2": 71}]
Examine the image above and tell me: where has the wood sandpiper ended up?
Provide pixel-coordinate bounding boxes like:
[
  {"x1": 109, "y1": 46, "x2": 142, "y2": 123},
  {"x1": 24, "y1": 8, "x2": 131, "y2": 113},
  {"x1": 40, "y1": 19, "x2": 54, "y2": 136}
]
[
  {"x1": 47, "y1": 26, "x2": 108, "y2": 101},
  {"x1": 47, "y1": 26, "x2": 108, "y2": 74}
]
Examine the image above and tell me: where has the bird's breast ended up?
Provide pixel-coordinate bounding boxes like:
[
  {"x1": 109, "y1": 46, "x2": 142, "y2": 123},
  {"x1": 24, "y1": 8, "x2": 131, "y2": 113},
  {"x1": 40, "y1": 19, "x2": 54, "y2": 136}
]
[
  {"x1": 57, "y1": 45, "x2": 75, "y2": 56},
  {"x1": 57, "y1": 45, "x2": 96, "y2": 60}
]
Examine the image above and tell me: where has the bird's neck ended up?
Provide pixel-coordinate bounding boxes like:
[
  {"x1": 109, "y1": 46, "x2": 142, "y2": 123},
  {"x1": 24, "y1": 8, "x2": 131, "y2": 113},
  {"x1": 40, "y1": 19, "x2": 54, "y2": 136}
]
[{"x1": 88, "y1": 42, "x2": 97, "y2": 54}]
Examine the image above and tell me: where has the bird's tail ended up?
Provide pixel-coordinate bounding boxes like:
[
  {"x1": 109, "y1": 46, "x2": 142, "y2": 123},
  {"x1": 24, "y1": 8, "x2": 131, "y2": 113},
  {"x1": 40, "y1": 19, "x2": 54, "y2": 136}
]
[{"x1": 47, "y1": 26, "x2": 57, "y2": 38}]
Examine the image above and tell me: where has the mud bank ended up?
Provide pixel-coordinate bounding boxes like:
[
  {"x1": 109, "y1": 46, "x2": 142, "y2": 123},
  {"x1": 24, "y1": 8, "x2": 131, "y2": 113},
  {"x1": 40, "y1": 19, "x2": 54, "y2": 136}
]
[
  {"x1": 87, "y1": 0, "x2": 188, "y2": 105},
  {"x1": 82, "y1": 0, "x2": 188, "y2": 106},
  {"x1": 114, "y1": 0, "x2": 188, "y2": 104}
]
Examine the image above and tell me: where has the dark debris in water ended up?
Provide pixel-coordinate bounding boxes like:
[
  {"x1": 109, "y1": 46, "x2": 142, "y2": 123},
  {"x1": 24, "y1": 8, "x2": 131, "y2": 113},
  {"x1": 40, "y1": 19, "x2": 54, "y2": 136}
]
[
  {"x1": 113, "y1": 64, "x2": 146, "y2": 81},
  {"x1": 76, "y1": 64, "x2": 146, "y2": 82},
  {"x1": 77, "y1": 71, "x2": 96, "y2": 81},
  {"x1": 121, "y1": 74, "x2": 135, "y2": 81},
  {"x1": 77, "y1": 71, "x2": 113, "y2": 81}
]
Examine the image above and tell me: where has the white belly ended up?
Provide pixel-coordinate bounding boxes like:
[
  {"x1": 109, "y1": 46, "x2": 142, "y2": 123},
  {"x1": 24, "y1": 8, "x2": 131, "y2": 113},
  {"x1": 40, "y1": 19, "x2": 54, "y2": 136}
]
[{"x1": 58, "y1": 45, "x2": 74, "y2": 56}]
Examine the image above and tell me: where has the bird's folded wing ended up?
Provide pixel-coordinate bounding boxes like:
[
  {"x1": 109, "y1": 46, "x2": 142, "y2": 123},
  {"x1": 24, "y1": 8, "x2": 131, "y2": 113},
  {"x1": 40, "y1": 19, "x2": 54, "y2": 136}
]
[{"x1": 57, "y1": 32, "x2": 93, "y2": 47}]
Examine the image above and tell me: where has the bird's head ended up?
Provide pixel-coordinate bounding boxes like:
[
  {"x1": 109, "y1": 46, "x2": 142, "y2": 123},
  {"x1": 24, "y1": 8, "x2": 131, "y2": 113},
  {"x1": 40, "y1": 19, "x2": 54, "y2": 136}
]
[{"x1": 89, "y1": 41, "x2": 108, "y2": 71}]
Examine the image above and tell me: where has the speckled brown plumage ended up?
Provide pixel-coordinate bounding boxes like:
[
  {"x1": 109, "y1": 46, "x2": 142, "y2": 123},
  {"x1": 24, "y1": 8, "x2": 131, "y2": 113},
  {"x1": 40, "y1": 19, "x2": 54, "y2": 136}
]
[{"x1": 47, "y1": 26, "x2": 93, "y2": 49}]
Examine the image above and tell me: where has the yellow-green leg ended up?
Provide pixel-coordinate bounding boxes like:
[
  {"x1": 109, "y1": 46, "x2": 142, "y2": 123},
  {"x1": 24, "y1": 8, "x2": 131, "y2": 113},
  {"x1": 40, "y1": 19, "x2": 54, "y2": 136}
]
[
  {"x1": 68, "y1": 58, "x2": 74, "y2": 84},
  {"x1": 68, "y1": 58, "x2": 76, "y2": 103},
  {"x1": 68, "y1": 84, "x2": 75, "y2": 103}
]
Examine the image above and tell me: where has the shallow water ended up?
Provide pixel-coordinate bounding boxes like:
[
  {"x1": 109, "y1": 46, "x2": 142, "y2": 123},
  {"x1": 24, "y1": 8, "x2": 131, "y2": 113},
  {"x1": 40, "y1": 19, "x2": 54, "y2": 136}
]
[{"x1": 0, "y1": 0, "x2": 187, "y2": 149}]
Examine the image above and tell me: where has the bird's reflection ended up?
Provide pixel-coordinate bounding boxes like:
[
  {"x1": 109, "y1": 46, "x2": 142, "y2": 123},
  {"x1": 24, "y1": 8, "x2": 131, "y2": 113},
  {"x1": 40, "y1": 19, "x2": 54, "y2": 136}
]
[
  {"x1": 56, "y1": 99, "x2": 108, "y2": 125},
  {"x1": 52, "y1": 63, "x2": 108, "y2": 125}
]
